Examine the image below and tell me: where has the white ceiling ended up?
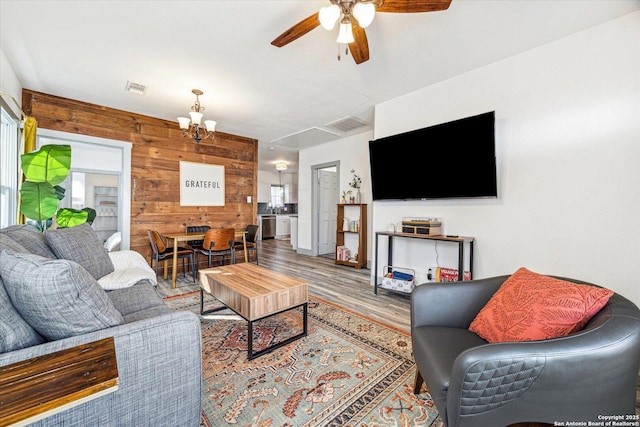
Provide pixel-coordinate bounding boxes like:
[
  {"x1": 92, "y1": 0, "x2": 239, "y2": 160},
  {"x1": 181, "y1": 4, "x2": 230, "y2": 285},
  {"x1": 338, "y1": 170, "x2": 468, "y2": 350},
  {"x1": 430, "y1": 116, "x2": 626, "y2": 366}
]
[{"x1": 2, "y1": 1, "x2": 639, "y2": 172}]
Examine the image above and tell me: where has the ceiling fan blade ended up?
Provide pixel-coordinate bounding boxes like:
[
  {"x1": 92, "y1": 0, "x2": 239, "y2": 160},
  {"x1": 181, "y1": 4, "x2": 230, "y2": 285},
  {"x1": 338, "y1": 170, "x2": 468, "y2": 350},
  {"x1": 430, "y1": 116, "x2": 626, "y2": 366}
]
[
  {"x1": 349, "y1": 25, "x2": 369, "y2": 64},
  {"x1": 271, "y1": 12, "x2": 320, "y2": 47},
  {"x1": 377, "y1": 0, "x2": 452, "y2": 13}
]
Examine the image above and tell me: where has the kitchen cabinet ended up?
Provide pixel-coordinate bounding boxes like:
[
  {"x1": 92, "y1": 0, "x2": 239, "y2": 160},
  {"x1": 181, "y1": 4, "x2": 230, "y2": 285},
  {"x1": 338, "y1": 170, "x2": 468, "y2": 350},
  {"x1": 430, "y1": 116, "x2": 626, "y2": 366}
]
[
  {"x1": 257, "y1": 180, "x2": 271, "y2": 203},
  {"x1": 284, "y1": 183, "x2": 298, "y2": 203},
  {"x1": 282, "y1": 173, "x2": 298, "y2": 203},
  {"x1": 276, "y1": 215, "x2": 292, "y2": 238}
]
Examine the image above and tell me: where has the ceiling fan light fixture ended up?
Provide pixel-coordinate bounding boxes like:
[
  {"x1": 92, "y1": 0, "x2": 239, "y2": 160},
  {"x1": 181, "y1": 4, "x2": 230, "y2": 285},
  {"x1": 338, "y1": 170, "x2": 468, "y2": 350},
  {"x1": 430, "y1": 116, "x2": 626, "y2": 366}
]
[
  {"x1": 353, "y1": 2, "x2": 375, "y2": 28},
  {"x1": 336, "y1": 21, "x2": 354, "y2": 44},
  {"x1": 319, "y1": 4, "x2": 340, "y2": 30}
]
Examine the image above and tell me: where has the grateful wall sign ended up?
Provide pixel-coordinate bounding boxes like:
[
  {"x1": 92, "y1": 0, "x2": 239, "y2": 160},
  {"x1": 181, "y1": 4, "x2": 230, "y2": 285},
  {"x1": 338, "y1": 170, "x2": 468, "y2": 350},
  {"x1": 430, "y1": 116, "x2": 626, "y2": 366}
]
[{"x1": 179, "y1": 161, "x2": 225, "y2": 206}]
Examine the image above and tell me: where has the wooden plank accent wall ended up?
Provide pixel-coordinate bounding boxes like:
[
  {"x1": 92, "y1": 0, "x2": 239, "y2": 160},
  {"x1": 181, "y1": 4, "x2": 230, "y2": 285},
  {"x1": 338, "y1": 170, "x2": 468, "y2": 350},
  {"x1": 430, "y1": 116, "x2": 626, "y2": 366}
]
[{"x1": 22, "y1": 89, "x2": 258, "y2": 266}]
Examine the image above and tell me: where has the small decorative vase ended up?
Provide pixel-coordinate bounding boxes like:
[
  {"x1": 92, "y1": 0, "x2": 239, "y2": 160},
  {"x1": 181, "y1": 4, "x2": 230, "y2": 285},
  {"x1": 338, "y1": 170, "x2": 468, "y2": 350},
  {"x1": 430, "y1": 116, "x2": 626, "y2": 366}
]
[
  {"x1": 343, "y1": 217, "x2": 350, "y2": 231},
  {"x1": 355, "y1": 190, "x2": 361, "y2": 203}
]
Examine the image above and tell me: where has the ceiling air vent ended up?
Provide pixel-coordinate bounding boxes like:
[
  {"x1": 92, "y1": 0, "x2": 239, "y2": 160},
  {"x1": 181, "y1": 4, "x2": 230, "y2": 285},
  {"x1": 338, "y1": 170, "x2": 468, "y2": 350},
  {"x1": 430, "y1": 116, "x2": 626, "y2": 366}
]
[
  {"x1": 325, "y1": 116, "x2": 369, "y2": 133},
  {"x1": 125, "y1": 81, "x2": 147, "y2": 95}
]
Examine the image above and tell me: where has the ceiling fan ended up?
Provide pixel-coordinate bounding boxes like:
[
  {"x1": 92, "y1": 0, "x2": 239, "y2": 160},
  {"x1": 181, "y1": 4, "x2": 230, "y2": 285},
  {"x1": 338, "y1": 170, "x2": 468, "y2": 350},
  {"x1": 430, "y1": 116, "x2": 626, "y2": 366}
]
[{"x1": 271, "y1": 0, "x2": 452, "y2": 64}]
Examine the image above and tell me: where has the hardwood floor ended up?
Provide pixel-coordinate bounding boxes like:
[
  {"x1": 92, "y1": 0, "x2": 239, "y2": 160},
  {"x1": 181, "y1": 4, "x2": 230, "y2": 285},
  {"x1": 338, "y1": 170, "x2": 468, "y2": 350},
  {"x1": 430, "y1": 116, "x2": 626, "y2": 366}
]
[{"x1": 155, "y1": 238, "x2": 413, "y2": 332}]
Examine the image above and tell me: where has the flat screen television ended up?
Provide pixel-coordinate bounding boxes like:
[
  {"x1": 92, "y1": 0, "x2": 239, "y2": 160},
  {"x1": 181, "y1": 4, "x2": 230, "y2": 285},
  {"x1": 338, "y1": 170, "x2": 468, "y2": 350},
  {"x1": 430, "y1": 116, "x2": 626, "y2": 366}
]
[{"x1": 368, "y1": 111, "x2": 497, "y2": 201}]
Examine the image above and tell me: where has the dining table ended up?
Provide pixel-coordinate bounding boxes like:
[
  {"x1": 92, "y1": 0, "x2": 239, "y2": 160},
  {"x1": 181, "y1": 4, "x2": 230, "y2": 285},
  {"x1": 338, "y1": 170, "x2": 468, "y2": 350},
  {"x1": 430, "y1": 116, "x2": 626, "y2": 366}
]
[{"x1": 161, "y1": 230, "x2": 247, "y2": 288}]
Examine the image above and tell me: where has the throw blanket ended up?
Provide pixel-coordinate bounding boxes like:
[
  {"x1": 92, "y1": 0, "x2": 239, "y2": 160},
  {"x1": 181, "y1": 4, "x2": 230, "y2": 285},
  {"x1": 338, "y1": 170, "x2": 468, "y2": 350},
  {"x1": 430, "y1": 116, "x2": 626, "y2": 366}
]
[{"x1": 98, "y1": 250, "x2": 157, "y2": 290}]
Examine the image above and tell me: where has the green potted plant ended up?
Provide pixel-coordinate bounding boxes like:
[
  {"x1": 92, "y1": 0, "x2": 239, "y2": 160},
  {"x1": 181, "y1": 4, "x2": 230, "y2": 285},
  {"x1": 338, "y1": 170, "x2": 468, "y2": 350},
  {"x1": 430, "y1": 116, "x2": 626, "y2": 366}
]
[
  {"x1": 20, "y1": 144, "x2": 96, "y2": 231},
  {"x1": 349, "y1": 169, "x2": 362, "y2": 203}
]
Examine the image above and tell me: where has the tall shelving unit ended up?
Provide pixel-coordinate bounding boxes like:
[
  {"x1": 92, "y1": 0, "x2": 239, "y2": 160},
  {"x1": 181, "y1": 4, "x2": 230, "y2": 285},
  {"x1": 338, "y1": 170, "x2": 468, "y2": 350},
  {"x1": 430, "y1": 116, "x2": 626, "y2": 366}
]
[
  {"x1": 93, "y1": 186, "x2": 118, "y2": 242},
  {"x1": 335, "y1": 203, "x2": 367, "y2": 269}
]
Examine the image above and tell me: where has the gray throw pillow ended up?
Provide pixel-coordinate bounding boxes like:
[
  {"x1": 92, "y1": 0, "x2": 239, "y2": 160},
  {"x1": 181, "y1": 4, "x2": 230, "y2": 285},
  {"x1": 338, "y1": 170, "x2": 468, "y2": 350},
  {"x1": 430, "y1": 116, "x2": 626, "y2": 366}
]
[
  {"x1": 0, "y1": 251, "x2": 124, "y2": 341},
  {"x1": 0, "y1": 224, "x2": 56, "y2": 258},
  {"x1": 45, "y1": 223, "x2": 115, "y2": 280},
  {"x1": 0, "y1": 274, "x2": 44, "y2": 352},
  {"x1": 0, "y1": 234, "x2": 29, "y2": 254}
]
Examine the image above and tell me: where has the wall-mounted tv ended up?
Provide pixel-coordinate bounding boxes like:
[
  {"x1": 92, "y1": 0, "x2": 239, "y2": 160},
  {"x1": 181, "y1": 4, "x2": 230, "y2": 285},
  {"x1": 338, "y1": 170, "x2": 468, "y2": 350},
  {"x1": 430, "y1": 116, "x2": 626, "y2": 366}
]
[{"x1": 368, "y1": 111, "x2": 497, "y2": 201}]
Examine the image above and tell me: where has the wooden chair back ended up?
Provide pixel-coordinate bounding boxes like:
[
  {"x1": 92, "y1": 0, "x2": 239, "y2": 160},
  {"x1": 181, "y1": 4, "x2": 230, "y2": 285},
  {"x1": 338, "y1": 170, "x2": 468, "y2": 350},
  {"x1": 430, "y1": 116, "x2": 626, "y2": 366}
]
[
  {"x1": 148, "y1": 230, "x2": 167, "y2": 254},
  {"x1": 202, "y1": 228, "x2": 235, "y2": 251}
]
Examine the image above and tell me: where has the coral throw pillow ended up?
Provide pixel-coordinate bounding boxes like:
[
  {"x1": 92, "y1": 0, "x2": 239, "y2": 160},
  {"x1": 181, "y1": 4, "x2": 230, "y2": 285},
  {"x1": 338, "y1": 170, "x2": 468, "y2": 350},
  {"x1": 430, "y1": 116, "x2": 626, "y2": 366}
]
[{"x1": 469, "y1": 267, "x2": 613, "y2": 343}]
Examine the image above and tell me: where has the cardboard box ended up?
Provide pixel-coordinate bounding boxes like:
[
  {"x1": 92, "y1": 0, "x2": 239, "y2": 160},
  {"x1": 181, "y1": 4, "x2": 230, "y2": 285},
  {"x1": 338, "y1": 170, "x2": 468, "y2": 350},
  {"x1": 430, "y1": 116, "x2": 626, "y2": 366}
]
[{"x1": 437, "y1": 267, "x2": 471, "y2": 282}]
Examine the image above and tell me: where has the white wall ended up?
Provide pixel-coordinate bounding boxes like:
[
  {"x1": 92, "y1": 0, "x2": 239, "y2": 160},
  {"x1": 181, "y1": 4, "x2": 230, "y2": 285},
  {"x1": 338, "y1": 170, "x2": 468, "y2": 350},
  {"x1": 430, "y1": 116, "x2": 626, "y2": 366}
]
[
  {"x1": 298, "y1": 130, "x2": 373, "y2": 252},
  {"x1": 370, "y1": 12, "x2": 640, "y2": 304},
  {"x1": 0, "y1": 47, "x2": 23, "y2": 118}
]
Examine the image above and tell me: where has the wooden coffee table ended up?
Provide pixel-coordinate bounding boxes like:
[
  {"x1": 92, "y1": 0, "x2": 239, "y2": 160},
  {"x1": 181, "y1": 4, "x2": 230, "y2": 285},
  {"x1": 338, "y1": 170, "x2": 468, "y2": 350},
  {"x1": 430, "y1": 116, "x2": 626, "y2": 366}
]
[{"x1": 198, "y1": 263, "x2": 308, "y2": 360}]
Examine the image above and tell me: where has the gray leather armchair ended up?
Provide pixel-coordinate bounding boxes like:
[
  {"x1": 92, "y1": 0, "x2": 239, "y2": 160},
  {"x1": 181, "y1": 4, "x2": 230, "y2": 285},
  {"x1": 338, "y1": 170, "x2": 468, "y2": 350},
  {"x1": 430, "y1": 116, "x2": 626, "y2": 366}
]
[{"x1": 411, "y1": 275, "x2": 640, "y2": 427}]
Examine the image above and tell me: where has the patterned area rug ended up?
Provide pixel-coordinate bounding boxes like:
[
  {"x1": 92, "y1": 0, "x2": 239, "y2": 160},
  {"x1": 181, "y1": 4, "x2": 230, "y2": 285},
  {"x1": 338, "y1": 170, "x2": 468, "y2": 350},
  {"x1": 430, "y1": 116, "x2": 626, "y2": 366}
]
[{"x1": 164, "y1": 291, "x2": 442, "y2": 427}]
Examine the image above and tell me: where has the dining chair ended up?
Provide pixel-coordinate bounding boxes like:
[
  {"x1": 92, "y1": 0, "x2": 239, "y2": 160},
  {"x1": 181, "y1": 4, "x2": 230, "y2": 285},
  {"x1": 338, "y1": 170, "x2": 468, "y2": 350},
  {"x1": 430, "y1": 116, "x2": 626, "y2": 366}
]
[
  {"x1": 147, "y1": 230, "x2": 196, "y2": 281},
  {"x1": 186, "y1": 225, "x2": 210, "y2": 270},
  {"x1": 185, "y1": 225, "x2": 210, "y2": 247},
  {"x1": 233, "y1": 224, "x2": 258, "y2": 264},
  {"x1": 196, "y1": 228, "x2": 235, "y2": 269}
]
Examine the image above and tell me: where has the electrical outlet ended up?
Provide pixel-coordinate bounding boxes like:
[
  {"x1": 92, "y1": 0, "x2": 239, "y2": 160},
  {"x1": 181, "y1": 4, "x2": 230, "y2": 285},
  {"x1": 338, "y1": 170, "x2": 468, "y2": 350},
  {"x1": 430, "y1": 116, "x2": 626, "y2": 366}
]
[{"x1": 246, "y1": 196, "x2": 252, "y2": 203}]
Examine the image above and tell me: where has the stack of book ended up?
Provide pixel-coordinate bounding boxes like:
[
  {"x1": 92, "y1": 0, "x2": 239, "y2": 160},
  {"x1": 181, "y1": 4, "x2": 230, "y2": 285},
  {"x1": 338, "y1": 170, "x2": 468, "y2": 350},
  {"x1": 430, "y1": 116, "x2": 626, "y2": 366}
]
[{"x1": 336, "y1": 246, "x2": 351, "y2": 261}]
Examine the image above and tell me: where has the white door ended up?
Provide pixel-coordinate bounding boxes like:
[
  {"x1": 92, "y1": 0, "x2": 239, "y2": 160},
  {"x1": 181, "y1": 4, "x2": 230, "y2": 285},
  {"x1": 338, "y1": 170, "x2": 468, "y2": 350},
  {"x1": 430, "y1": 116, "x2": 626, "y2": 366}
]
[{"x1": 318, "y1": 169, "x2": 337, "y2": 255}]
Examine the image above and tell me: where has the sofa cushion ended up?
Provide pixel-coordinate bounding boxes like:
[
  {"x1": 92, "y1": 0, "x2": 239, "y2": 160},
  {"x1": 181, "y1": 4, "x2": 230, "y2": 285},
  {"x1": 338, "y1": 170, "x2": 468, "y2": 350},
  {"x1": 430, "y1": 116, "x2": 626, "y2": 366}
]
[
  {"x1": 0, "y1": 251, "x2": 124, "y2": 341},
  {"x1": 0, "y1": 224, "x2": 56, "y2": 258},
  {"x1": 121, "y1": 305, "x2": 174, "y2": 324},
  {"x1": 0, "y1": 274, "x2": 44, "y2": 352},
  {"x1": 469, "y1": 267, "x2": 613, "y2": 343},
  {"x1": 0, "y1": 234, "x2": 29, "y2": 254},
  {"x1": 45, "y1": 223, "x2": 115, "y2": 280},
  {"x1": 106, "y1": 282, "x2": 167, "y2": 317}
]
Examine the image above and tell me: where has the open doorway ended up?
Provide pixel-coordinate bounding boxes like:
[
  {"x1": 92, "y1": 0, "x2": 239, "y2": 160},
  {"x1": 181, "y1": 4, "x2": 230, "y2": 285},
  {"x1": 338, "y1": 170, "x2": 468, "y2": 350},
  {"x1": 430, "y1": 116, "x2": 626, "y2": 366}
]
[
  {"x1": 59, "y1": 172, "x2": 120, "y2": 243},
  {"x1": 311, "y1": 162, "x2": 339, "y2": 256},
  {"x1": 37, "y1": 129, "x2": 132, "y2": 249}
]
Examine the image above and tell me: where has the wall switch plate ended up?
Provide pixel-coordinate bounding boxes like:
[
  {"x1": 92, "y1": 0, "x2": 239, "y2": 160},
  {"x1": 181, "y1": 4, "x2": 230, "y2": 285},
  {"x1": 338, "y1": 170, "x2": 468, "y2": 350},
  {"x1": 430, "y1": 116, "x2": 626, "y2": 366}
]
[{"x1": 247, "y1": 196, "x2": 252, "y2": 203}]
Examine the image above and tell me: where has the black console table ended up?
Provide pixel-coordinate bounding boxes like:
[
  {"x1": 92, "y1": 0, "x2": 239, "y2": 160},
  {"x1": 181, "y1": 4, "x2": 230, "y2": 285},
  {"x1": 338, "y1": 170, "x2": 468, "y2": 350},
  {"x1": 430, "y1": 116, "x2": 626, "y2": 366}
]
[{"x1": 373, "y1": 232, "x2": 475, "y2": 295}]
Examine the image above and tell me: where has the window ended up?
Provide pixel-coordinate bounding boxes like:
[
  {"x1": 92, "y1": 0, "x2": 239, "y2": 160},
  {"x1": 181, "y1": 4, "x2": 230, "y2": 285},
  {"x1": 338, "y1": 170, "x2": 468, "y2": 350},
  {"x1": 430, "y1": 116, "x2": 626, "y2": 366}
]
[
  {"x1": 270, "y1": 185, "x2": 284, "y2": 210},
  {"x1": 0, "y1": 106, "x2": 19, "y2": 228}
]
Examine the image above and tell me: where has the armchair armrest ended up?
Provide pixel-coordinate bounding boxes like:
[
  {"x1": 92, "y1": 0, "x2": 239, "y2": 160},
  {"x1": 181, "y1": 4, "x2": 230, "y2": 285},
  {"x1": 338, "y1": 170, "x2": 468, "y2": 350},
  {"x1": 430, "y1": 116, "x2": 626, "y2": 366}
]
[
  {"x1": 411, "y1": 275, "x2": 508, "y2": 329},
  {"x1": 447, "y1": 308, "x2": 640, "y2": 426}
]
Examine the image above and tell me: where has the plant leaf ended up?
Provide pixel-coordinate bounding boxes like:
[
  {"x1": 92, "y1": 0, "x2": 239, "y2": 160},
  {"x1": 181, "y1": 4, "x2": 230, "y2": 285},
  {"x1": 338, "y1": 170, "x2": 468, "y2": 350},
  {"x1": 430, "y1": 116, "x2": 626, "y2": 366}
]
[
  {"x1": 21, "y1": 145, "x2": 71, "y2": 185},
  {"x1": 54, "y1": 184, "x2": 66, "y2": 201},
  {"x1": 19, "y1": 181, "x2": 59, "y2": 221},
  {"x1": 56, "y1": 208, "x2": 89, "y2": 228},
  {"x1": 83, "y1": 207, "x2": 97, "y2": 225}
]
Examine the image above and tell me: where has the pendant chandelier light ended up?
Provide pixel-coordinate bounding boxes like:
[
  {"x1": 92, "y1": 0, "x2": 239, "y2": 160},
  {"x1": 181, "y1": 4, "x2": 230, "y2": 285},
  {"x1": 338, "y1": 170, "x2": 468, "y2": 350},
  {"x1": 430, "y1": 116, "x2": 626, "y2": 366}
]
[{"x1": 177, "y1": 89, "x2": 217, "y2": 143}]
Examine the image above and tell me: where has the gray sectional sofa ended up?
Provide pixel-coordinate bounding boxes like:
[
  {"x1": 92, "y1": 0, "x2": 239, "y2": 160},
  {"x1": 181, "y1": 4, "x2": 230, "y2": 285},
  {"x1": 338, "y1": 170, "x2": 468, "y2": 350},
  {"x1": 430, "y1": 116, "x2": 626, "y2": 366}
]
[{"x1": 0, "y1": 223, "x2": 202, "y2": 426}]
